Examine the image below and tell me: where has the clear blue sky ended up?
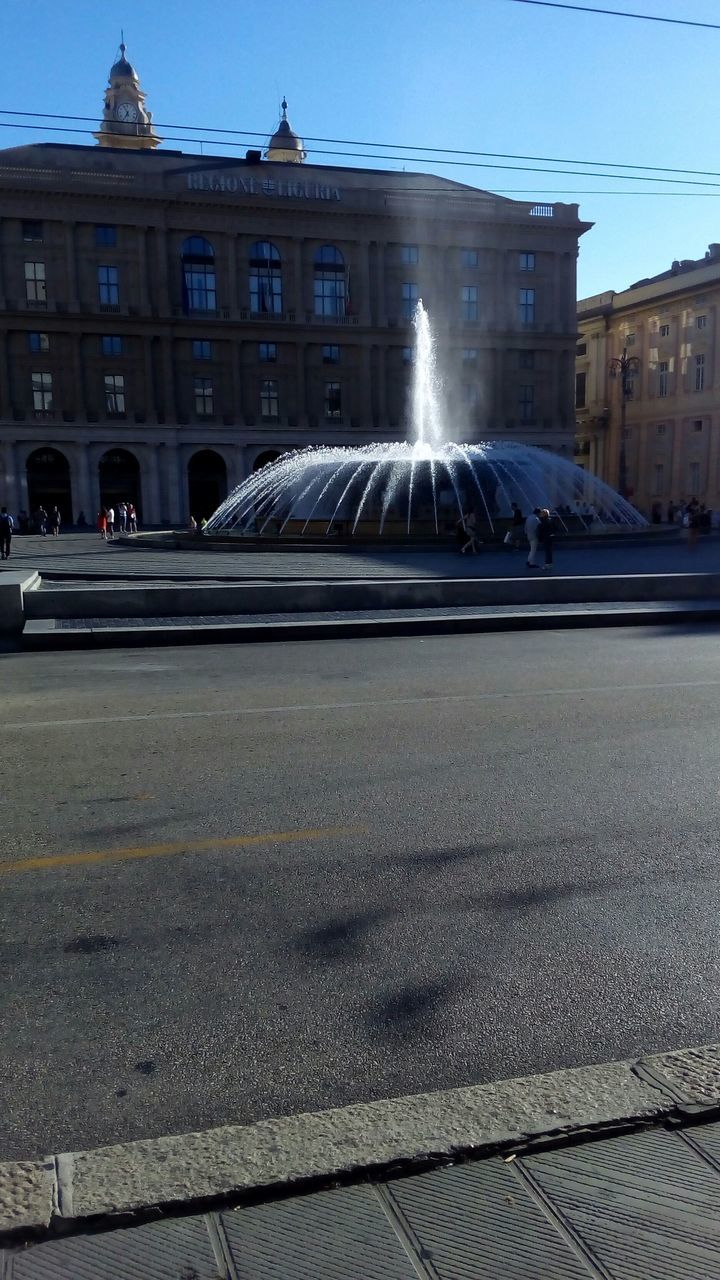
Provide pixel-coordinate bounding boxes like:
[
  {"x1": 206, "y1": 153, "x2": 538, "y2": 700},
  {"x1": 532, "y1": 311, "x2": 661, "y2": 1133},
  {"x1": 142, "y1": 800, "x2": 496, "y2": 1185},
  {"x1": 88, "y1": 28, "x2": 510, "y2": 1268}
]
[{"x1": 2, "y1": 0, "x2": 718, "y2": 298}]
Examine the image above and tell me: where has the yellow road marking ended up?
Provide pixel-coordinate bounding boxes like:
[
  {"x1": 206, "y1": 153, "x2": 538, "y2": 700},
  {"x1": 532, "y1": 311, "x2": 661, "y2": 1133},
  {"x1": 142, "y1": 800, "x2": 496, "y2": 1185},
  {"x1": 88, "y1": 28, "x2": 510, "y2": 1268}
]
[{"x1": 0, "y1": 826, "x2": 365, "y2": 876}]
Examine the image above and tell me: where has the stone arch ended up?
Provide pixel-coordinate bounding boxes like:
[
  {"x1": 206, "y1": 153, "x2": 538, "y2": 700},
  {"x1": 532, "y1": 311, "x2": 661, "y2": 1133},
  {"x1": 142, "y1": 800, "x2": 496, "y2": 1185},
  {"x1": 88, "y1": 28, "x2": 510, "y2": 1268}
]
[
  {"x1": 26, "y1": 447, "x2": 73, "y2": 524},
  {"x1": 187, "y1": 448, "x2": 228, "y2": 521},
  {"x1": 252, "y1": 450, "x2": 283, "y2": 473},
  {"x1": 98, "y1": 447, "x2": 142, "y2": 517}
]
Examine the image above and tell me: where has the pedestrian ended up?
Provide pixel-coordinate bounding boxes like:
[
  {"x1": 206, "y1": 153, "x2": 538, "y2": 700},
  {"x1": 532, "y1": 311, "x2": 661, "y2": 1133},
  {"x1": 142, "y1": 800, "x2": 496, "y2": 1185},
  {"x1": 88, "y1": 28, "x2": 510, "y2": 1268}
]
[
  {"x1": 509, "y1": 501, "x2": 525, "y2": 548},
  {"x1": 36, "y1": 505, "x2": 47, "y2": 536},
  {"x1": 18, "y1": 510, "x2": 29, "y2": 534},
  {"x1": 537, "y1": 507, "x2": 555, "y2": 570},
  {"x1": 118, "y1": 501, "x2": 127, "y2": 533},
  {"x1": 77, "y1": 510, "x2": 87, "y2": 528},
  {"x1": 48, "y1": 505, "x2": 61, "y2": 537},
  {"x1": 97, "y1": 508, "x2": 107, "y2": 541},
  {"x1": 127, "y1": 502, "x2": 138, "y2": 534},
  {"x1": 651, "y1": 501, "x2": 662, "y2": 524},
  {"x1": 106, "y1": 505, "x2": 115, "y2": 540},
  {"x1": 0, "y1": 506, "x2": 13, "y2": 560},
  {"x1": 667, "y1": 499, "x2": 676, "y2": 525},
  {"x1": 189, "y1": 515, "x2": 197, "y2": 531},
  {"x1": 525, "y1": 507, "x2": 541, "y2": 568},
  {"x1": 459, "y1": 510, "x2": 481, "y2": 555},
  {"x1": 688, "y1": 504, "x2": 700, "y2": 549}
]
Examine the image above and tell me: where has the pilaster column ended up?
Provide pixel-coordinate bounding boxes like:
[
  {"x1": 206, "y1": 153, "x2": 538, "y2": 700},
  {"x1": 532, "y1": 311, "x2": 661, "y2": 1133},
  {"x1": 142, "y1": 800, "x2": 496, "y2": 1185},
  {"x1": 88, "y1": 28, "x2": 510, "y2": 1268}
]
[
  {"x1": 360, "y1": 344, "x2": 372, "y2": 429},
  {"x1": 295, "y1": 342, "x2": 307, "y2": 427},
  {"x1": 373, "y1": 243, "x2": 385, "y2": 325},
  {"x1": 71, "y1": 335, "x2": 85, "y2": 417},
  {"x1": 138, "y1": 229, "x2": 151, "y2": 309},
  {"x1": 364, "y1": 243, "x2": 374, "y2": 327},
  {"x1": 143, "y1": 338, "x2": 157, "y2": 423},
  {"x1": 0, "y1": 219, "x2": 6, "y2": 306},
  {"x1": 230, "y1": 339, "x2": 243, "y2": 425},
  {"x1": 74, "y1": 442, "x2": 93, "y2": 520},
  {"x1": 154, "y1": 227, "x2": 172, "y2": 314},
  {"x1": 0, "y1": 330, "x2": 10, "y2": 419},
  {"x1": 164, "y1": 445, "x2": 183, "y2": 524},
  {"x1": 293, "y1": 239, "x2": 304, "y2": 316},
  {"x1": 64, "y1": 222, "x2": 80, "y2": 308},
  {"x1": 161, "y1": 336, "x2": 177, "y2": 422},
  {"x1": 227, "y1": 234, "x2": 239, "y2": 313},
  {"x1": 10, "y1": 443, "x2": 29, "y2": 514},
  {"x1": 146, "y1": 444, "x2": 163, "y2": 524}
]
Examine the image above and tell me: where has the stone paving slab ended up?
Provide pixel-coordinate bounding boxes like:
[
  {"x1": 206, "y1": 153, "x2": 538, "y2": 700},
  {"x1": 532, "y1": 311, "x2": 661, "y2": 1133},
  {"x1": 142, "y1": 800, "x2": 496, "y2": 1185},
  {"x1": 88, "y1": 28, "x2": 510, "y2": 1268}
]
[{"x1": 6, "y1": 1122, "x2": 720, "y2": 1278}]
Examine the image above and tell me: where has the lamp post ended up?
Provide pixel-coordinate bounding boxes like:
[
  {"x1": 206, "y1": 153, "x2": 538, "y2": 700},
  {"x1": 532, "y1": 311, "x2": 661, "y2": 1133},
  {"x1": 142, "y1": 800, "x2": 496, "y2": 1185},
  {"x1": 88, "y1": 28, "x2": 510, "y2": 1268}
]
[{"x1": 608, "y1": 346, "x2": 641, "y2": 498}]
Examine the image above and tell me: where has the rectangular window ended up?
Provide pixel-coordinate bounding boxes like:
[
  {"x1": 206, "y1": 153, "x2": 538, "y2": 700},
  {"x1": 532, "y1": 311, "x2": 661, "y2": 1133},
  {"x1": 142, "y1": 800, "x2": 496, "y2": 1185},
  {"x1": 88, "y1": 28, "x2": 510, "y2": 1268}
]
[
  {"x1": 27, "y1": 331, "x2": 49, "y2": 353},
  {"x1": 462, "y1": 347, "x2": 478, "y2": 362},
  {"x1": 693, "y1": 419, "x2": 703, "y2": 432},
  {"x1": 193, "y1": 339, "x2": 213, "y2": 360},
  {"x1": 194, "y1": 375, "x2": 214, "y2": 416},
  {"x1": 658, "y1": 360, "x2": 669, "y2": 396},
  {"x1": 461, "y1": 284, "x2": 478, "y2": 321},
  {"x1": 98, "y1": 264, "x2": 119, "y2": 306},
  {"x1": 259, "y1": 342, "x2": 277, "y2": 362},
  {"x1": 519, "y1": 350, "x2": 535, "y2": 369},
  {"x1": 519, "y1": 384, "x2": 535, "y2": 422},
  {"x1": 24, "y1": 260, "x2": 46, "y2": 304},
  {"x1": 696, "y1": 314, "x2": 707, "y2": 330},
  {"x1": 401, "y1": 281, "x2": 419, "y2": 319},
  {"x1": 402, "y1": 346, "x2": 414, "y2": 364},
  {"x1": 519, "y1": 251, "x2": 536, "y2": 271},
  {"x1": 519, "y1": 288, "x2": 535, "y2": 324},
  {"x1": 322, "y1": 344, "x2": 340, "y2": 364},
  {"x1": 260, "y1": 378, "x2": 279, "y2": 419},
  {"x1": 689, "y1": 461, "x2": 700, "y2": 494},
  {"x1": 576, "y1": 342, "x2": 587, "y2": 356},
  {"x1": 660, "y1": 323, "x2": 670, "y2": 337},
  {"x1": 400, "y1": 244, "x2": 419, "y2": 264},
  {"x1": 657, "y1": 422, "x2": 666, "y2": 435},
  {"x1": 101, "y1": 335, "x2": 123, "y2": 356},
  {"x1": 575, "y1": 371, "x2": 587, "y2": 409},
  {"x1": 95, "y1": 224, "x2": 117, "y2": 247},
  {"x1": 104, "y1": 372, "x2": 125, "y2": 415},
  {"x1": 31, "y1": 370, "x2": 52, "y2": 411},
  {"x1": 626, "y1": 332, "x2": 636, "y2": 347},
  {"x1": 461, "y1": 248, "x2": 478, "y2": 267},
  {"x1": 653, "y1": 463, "x2": 664, "y2": 495},
  {"x1": 324, "y1": 381, "x2": 342, "y2": 419},
  {"x1": 695, "y1": 354, "x2": 705, "y2": 391},
  {"x1": 22, "y1": 220, "x2": 43, "y2": 242}
]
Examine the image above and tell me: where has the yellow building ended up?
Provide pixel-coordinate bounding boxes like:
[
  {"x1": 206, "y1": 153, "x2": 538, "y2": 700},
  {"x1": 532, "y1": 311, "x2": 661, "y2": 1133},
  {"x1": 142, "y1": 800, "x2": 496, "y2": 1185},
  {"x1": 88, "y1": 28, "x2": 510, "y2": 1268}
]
[{"x1": 576, "y1": 246, "x2": 720, "y2": 515}]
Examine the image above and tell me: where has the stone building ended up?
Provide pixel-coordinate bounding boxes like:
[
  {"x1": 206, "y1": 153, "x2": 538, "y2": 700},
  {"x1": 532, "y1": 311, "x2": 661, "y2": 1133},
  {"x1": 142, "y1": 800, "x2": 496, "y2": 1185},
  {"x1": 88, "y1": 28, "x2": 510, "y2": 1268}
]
[
  {"x1": 576, "y1": 246, "x2": 720, "y2": 514},
  {"x1": 0, "y1": 45, "x2": 590, "y2": 525}
]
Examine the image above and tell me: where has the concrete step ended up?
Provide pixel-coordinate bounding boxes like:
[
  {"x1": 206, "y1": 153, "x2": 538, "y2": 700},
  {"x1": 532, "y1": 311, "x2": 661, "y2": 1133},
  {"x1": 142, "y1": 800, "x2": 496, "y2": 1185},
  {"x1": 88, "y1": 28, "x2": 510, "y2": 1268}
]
[{"x1": 22, "y1": 599, "x2": 720, "y2": 649}]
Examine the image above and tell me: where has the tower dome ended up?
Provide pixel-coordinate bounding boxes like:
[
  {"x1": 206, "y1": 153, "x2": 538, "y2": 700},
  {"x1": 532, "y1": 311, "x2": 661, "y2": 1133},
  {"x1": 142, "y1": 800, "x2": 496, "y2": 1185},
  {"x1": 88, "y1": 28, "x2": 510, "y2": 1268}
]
[
  {"x1": 265, "y1": 99, "x2": 306, "y2": 164},
  {"x1": 109, "y1": 44, "x2": 139, "y2": 83}
]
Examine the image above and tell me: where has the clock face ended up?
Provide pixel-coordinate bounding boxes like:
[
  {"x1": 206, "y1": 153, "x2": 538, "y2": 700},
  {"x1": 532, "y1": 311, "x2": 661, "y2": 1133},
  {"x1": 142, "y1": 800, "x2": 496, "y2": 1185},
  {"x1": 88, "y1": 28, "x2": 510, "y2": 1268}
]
[{"x1": 115, "y1": 101, "x2": 139, "y2": 123}]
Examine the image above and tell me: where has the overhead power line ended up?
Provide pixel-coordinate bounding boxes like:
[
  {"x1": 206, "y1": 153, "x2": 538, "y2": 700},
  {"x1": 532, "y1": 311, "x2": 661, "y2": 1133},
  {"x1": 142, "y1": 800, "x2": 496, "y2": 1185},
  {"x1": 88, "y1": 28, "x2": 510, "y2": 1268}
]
[
  {"x1": 504, "y1": 0, "x2": 720, "y2": 28},
  {"x1": 2, "y1": 107, "x2": 720, "y2": 182}
]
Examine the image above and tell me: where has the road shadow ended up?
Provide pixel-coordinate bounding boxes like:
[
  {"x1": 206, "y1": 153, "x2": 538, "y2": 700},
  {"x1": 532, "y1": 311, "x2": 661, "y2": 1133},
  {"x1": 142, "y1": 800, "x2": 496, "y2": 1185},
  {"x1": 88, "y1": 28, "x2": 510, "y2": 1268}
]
[
  {"x1": 364, "y1": 978, "x2": 453, "y2": 1040},
  {"x1": 296, "y1": 908, "x2": 392, "y2": 962}
]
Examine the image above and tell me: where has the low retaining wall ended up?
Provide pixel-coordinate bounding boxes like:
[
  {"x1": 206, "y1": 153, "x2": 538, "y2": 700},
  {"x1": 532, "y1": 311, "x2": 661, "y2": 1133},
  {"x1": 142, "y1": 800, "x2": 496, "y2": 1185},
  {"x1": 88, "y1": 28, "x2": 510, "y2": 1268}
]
[
  {"x1": 0, "y1": 571, "x2": 40, "y2": 634},
  {"x1": 24, "y1": 572, "x2": 720, "y2": 621}
]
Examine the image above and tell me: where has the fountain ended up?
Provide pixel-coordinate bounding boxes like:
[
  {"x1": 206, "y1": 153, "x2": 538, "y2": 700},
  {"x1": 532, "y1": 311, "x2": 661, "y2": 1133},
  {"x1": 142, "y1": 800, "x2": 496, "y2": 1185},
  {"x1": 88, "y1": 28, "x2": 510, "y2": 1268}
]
[{"x1": 205, "y1": 302, "x2": 645, "y2": 539}]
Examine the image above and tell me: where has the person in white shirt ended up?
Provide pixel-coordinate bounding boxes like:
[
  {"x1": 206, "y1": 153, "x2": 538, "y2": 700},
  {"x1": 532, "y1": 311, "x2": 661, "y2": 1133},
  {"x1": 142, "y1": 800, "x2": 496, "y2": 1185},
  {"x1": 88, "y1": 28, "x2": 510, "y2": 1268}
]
[
  {"x1": 106, "y1": 506, "x2": 115, "y2": 540},
  {"x1": 525, "y1": 507, "x2": 541, "y2": 568}
]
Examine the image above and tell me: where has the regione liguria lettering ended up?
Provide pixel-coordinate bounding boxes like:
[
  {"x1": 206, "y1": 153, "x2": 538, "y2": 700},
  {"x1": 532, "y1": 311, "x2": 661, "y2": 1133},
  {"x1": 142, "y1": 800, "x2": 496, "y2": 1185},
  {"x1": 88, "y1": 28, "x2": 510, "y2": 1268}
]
[{"x1": 186, "y1": 171, "x2": 342, "y2": 201}]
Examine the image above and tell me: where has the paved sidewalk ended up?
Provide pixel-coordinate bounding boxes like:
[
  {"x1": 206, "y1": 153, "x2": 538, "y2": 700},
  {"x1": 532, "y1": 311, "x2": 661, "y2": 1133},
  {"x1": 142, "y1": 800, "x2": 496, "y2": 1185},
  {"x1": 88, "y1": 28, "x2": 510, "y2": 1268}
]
[
  {"x1": 4, "y1": 530, "x2": 718, "y2": 583},
  {"x1": 3, "y1": 1046, "x2": 720, "y2": 1277}
]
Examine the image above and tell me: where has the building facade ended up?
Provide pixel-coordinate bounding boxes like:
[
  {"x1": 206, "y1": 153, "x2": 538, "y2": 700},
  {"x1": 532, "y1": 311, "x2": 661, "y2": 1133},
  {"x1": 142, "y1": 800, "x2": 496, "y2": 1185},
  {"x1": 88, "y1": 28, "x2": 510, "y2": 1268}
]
[
  {"x1": 0, "y1": 48, "x2": 590, "y2": 525},
  {"x1": 576, "y1": 245, "x2": 720, "y2": 514}
]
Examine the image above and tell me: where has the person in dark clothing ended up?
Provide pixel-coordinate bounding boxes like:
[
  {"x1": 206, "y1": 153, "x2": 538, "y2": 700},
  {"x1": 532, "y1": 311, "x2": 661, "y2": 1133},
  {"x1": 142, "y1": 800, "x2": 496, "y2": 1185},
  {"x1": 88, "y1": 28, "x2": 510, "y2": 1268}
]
[
  {"x1": 35, "y1": 506, "x2": 47, "y2": 536},
  {"x1": 667, "y1": 500, "x2": 676, "y2": 525},
  {"x1": 537, "y1": 507, "x2": 555, "y2": 570},
  {"x1": 509, "y1": 502, "x2": 525, "y2": 548},
  {"x1": 0, "y1": 506, "x2": 13, "y2": 560}
]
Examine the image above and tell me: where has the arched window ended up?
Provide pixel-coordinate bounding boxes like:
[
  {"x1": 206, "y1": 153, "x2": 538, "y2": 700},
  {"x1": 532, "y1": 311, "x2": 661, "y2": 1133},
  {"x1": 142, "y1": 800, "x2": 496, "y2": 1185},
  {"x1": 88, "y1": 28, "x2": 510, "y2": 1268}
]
[
  {"x1": 314, "y1": 244, "x2": 346, "y2": 317},
  {"x1": 249, "y1": 241, "x2": 282, "y2": 315},
  {"x1": 181, "y1": 236, "x2": 216, "y2": 313}
]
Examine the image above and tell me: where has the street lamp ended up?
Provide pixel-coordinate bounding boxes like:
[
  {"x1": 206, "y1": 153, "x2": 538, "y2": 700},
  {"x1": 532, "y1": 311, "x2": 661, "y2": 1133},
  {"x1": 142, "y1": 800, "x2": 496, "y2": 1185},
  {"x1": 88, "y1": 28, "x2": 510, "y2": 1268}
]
[{"x1": 608, "y1": 346, "x2": 641, "y2": 498}]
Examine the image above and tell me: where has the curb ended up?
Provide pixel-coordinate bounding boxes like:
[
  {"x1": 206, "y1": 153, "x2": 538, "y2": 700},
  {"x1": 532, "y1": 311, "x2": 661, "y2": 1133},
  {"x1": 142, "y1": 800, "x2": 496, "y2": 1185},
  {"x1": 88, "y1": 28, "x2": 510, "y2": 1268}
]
[
  {"x1": 21, "y1": 601, "x2": 720, "y2": 650},
  {"x1": 2, "y1": 1043, "x2": 719, "y2": 1244}
]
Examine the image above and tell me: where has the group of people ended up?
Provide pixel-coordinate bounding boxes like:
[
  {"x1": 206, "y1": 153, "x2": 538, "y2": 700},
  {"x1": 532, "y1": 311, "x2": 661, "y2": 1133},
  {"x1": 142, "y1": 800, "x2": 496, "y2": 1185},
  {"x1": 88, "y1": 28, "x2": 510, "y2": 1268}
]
[
  {"x1": 97, "y1": 502, "x2": 138, "y2": 541},
  {"x1": 188, "y1": 515, "x2": 208, "y2": 533},
  {"x1": 456, "y1": 502, "x2": 557, "y2": 569}
]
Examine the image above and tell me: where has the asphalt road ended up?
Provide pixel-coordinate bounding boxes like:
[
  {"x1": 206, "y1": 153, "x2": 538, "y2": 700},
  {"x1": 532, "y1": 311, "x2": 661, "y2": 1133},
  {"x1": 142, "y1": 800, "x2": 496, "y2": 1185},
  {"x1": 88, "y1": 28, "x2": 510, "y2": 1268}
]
[{"x1": 2, "y1": 627, "x2": 720, "y2": 1161}]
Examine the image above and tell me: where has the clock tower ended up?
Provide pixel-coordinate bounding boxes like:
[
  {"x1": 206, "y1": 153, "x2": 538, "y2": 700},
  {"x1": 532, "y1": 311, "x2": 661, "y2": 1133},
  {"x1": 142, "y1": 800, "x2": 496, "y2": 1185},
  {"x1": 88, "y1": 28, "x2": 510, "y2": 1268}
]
[{"x1": 94, "y1": 41, "x2": 161, "y2": 150}]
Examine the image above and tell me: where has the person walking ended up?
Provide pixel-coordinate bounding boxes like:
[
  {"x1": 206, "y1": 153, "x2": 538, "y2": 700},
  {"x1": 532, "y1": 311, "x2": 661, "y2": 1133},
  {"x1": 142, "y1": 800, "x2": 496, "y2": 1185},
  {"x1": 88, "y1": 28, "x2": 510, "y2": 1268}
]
[
  {"x1": 106, "y1": 506, "x2": 115, "y2": 540},
  {"x1": 97, "y1": 508, "x2": 107, "y2": 541},
  {"x1": 48, "y1": 505, "x2": 61, "y2": 537},
  {"x1": 509, "y1": 502, "x2": 525, "y2": 548},
  {"x1": 0, "y1": 506, "x2": 13, "y2": 560},
  {"x1": 127, "y1": 502, "x2": 138, "y2": 534},
  {"x1": 667, "y1": 499, "x2": 676, "y2": 525},
  {"x1": 117, "y1": 501, "x2": 127, "y2": 533},
  {"x1": 459, "y1": 510, "x2": 481, "y2": 555},
  {"x1": 525, "y1": 507, "x2": 541, "y2": 568},
  {"x1": 537, "y1": 507, "x2": 555, "y2": 570},
  {"x1": 36, "y1": 506, "x2": 48, "y2": 536}
]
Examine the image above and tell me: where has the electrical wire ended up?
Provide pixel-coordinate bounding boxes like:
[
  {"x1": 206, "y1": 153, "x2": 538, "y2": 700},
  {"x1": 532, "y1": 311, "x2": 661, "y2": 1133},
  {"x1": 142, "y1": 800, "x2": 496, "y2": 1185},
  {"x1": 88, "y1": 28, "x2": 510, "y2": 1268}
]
[
  {"x1": 0, "y1": 118, "x2": 718, "y2": 189},
  {"x1": 1, "y1": 107, "x2": 720, "y2": 181},
  {"x1": 503, "y1": 0, "x2": 720, "y2": 28}
]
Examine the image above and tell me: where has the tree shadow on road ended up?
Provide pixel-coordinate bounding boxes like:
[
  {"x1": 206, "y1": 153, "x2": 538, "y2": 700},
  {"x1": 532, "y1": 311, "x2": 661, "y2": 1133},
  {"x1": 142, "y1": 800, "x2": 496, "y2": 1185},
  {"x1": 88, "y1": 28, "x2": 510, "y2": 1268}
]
[
  {"x1": 364, "y1": 979, "x2": 453, "y2": 1040},
  {"x1": 295, "y1": 908, "x2": 392, "y2": 962}
]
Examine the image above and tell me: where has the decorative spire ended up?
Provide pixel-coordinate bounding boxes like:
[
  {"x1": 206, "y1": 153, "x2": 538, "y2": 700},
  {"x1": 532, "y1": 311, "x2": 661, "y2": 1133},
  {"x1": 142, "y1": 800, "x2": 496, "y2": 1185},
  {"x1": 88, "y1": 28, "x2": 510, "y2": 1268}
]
[
  {"x1": 265, "y1": 98, "x2": 306, "y2": 164},
  {"x1": 281, "y1": 97, "x2": 288, "y2": 120}
]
